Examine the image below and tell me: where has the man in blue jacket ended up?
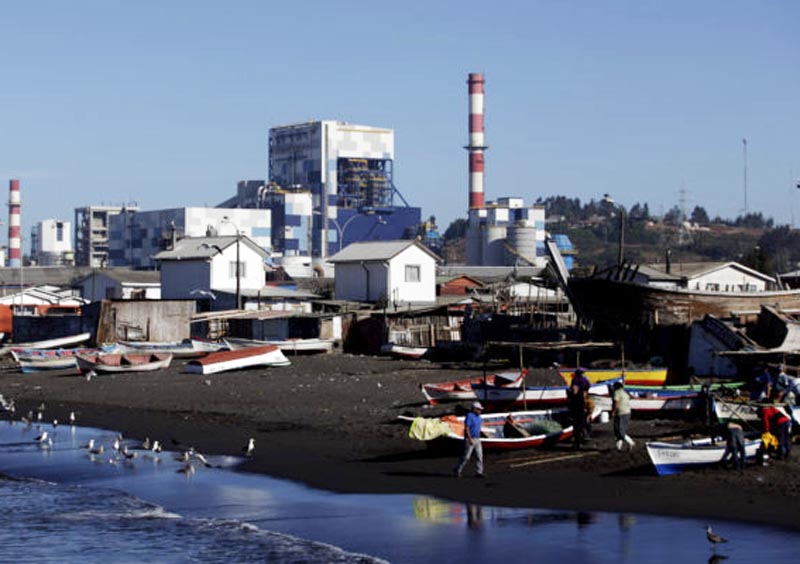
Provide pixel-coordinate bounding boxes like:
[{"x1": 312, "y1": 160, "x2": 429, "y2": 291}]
[{"x1": 454, "y1": 401, "x2": 485, "y2": 478}]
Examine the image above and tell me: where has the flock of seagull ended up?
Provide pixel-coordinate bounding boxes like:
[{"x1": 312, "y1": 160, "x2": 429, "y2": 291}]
[{"x1": 0, "y1": 393, "x2": 256, "y2": 476}]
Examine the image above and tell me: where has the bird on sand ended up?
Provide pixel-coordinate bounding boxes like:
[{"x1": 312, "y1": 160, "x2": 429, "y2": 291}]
[
  {"x1": 706, "y1": 525, "x2": 728, "y2": 546},
  {"x1": 244, "y1": 438, "x2": 255, "y2": 457},
  {"x1": 140, "y1": 437, "x2": 151, "y2": 450}
]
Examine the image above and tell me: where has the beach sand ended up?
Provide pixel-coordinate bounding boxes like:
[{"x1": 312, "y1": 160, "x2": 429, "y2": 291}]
[{"x1": 1, "y1": 354, "x2": 798, "y2": 531}]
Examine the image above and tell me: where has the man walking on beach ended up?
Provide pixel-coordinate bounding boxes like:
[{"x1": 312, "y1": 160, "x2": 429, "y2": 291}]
[
  {"x1": 611, "y1": 381, "x2": 635, "y2": 451},
  {"x1": 455, "y1": 401, "x2": 485, "y2": 478}
]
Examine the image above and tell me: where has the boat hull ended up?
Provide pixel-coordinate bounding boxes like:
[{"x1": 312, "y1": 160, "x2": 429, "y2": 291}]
[
  {"x1": 437, "y1": 407, "x2": 601, "y2": 450},
  {"x1": 185, "y1": 345, "x2": 291, "y2": 374},
  {"x1": 421, "y1": 371, "x2": 526, "y2": 404},
  {"x1": 474, "y1": 378, "x2": 619, "y2": 408},
  {"x1": 75, "y1": 352, "x2": 173, "y2": 374},
  {"x1": 224, "y1": 337, "x2": 334, "y2": 355},
  {"x1": 560, "y1": 368, "x2": 667, "y2": 387},
  {"x1": 646, "y1": 436, "x2": 762, "y2": 476}
]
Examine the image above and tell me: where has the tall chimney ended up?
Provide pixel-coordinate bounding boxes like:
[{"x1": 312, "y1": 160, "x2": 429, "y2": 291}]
[
  {"x1": 8, "y1": 179, "x2": 21, "y2": 268},
  {"x1": 466, "y1": 73, "x2": 486, "y2": 209}
]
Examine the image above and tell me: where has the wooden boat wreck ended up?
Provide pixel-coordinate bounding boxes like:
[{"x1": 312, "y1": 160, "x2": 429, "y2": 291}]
[
  {"x1": 645, "y1": 435, "x2": 762, "y2": 476},
  {"x1": 404, "y1": 407, "x2": 603, "y2": 450},
  {"x1": 568, "y1": 263, "x2": 800, "y2": 329},
  {"x1": 421, "y1": 370, "x2": 527, "y2": 405},
  {"x1": 75, "y1": 352, "x2": 173, "y2": 374},
  {"x1": 185, "y1": 345, "x2": 291, "y2": 375}
]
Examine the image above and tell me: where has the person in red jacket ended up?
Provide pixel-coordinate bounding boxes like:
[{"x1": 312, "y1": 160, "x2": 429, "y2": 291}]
[{"x1": 761, "y1": 405, "x2": 792, "y2": 460}]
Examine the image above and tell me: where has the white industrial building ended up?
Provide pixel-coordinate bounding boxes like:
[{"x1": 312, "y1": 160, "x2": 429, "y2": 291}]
[
  {"x1": 107, "y1": 207, "x2": 272, "y2": 269},
  {"x1": 31, "y1": 219, "x2": 73, "y2": 266},
  {"x1": 328, "y1": 240, "x2": 439, "y2": 305},
  {"x1": 75, "y1": 205, "x2": 139, "y2": 267}
]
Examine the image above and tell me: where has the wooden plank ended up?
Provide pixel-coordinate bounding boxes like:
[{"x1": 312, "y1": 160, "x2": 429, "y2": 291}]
[{"x1": 508, "y1": 451, "x2": 600, "y2": 468}]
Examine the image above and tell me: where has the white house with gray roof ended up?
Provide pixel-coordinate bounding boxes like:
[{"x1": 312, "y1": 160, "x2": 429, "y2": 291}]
[
  {"x1": 633, "y1": 261, "x2": 777, "y2": 292},
  {"x1": 154, "y1": 235, "x2": 270, "y2": 308},
  {"x1": 328, "y1": 240, "x2": 440, "y2": 305}
]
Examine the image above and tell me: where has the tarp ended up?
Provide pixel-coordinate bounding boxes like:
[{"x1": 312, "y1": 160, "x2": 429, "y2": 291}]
[{"x1": 408, "y1": 417, "x2": 456, "y2": 441}]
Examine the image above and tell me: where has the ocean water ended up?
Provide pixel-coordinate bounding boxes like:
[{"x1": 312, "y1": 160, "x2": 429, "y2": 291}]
[{"x1": 0, "y1": 419, "x2": 797, "y2": 563}]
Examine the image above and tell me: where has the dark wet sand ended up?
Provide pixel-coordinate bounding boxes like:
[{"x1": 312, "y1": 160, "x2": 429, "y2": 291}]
[{"x1": 1, "y1": 354, "x2": 798, "y2": 531}]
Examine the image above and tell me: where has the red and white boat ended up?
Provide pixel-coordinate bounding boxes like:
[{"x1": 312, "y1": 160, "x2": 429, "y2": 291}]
[
  {"x1": 224, "y1": 337, "x2": 334, "y2": 355},
  {"x1": 405, "y1": 407, "x2": 602, "y2": 451},
  {"x1": 75, "y1": 352, "x2": 173, "y2": 374},
  {"x1": 421, "y1": 370, "x2": 527, "y2": 405},
  {"x1": 185, "y1": 345, "x2": 291, "y2": 375}
]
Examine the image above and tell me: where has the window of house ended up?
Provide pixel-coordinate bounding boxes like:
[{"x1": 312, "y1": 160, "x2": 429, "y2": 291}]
[
  {"x1": 56, "y1": 222, "x2": 64, "y2": 242},
  {"x1": 229, "y1": 261, "x2": 246, "y2": 279},
  {"x1": 705, "y1": 283, "x2": 720, "y2": 291},
  {"x1": 405, "y1": 264, "x2": 421, "y2": 283}
]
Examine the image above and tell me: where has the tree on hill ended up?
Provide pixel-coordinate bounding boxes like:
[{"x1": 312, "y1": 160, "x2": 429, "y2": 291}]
[
  {"x1": 690, "y1": 205, "x2": 710, "y2": 225},
  {"x1": 443, "y1": 218, "x2": 467, "y2": 241}
]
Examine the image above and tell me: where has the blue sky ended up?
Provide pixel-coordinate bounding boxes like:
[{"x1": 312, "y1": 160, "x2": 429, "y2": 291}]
[{"x1": 2, "y1": 1, "x2": 799, "y2": 244}]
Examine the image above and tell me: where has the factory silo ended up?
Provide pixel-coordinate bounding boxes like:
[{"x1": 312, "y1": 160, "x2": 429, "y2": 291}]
[
  {"x1": 505, "y1": 221, "x2": 537, "y2": 266},
  {"x1": 483, "y1": 225, "x2": 507, "y2": 266}
]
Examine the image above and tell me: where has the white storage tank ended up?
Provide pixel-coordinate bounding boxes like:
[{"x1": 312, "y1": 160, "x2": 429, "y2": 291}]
[
  {"x1": 483, "y1": 225, "x2": 507, "y2": 266},
  {"x1": 506, "y1": 222, "x2": 537, "y2": 266}
]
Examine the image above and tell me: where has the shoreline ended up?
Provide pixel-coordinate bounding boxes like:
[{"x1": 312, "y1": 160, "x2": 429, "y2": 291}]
[{"x1": 2, "y1": 355, "x2": 799, "y2": 531}]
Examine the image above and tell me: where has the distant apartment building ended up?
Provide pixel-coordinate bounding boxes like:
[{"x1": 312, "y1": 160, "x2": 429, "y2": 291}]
[
  {"x1": 74, "y1": 205, "x2": 139, "y2": 267},
  {"x1": 107, "y1": 207, "x2": 272, "y2": 269},
  {"x1": 30, "y1": 219, "x2": 74, "y2": 266}
]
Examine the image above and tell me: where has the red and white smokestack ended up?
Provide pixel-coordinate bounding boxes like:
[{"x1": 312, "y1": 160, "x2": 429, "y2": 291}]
[
  {"x1": 8, "y1": 179, "x2": 21, "y2": 268},
  {"x1": 466, "y1": 73, "x2": 486, "y2": 209}
]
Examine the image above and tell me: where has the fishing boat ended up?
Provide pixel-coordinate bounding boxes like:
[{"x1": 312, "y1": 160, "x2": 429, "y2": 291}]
[
  {"x1": 75, "y1": 352, "x2": 173, "y2": 374},
  {"x1": 421, "y1": 370, "x2": 527, "y2": 405},
  {"x1": 404, "y1": 407, "x2": 602, "y2": 450},
  {"x1": 711, "y1": 397, "x2": 794, "y2": 425},
  {"x1": 559, "y1": 367, "x2": 668, "y2": 387},
  {"x1": 224, "y1": 337, "x2": 335, "y2": 355},
  {"x1": 473, "y1": 378, "x2": 619, "y2": 408},
  {"x1": 591, "y1": 388, "x2": 704, "y2": 414},
  {"x1": 12, "y1": 347, "x2": 98, "y2": 373},
  {"x1": 117, "y1": 338, "x2": 226, "y2": 358},
  {"x1": 185, "y1": 345, "x2": 291, "y2": 375},
  {"x1": 380, "y1": 343, "x2": 430, "y2": 360},
  {"x1": 645, "y1": 435, "x2": 762, "y2": 476},
  {"x1": 0, "y1": 332, "x2": 92, "y2": 357}
]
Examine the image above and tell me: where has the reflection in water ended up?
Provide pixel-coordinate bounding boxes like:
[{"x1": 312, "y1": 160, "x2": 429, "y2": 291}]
[
  {"x1": 466, "y1": 503, "x2": 483, "y2": 530},
  {"x1": 576, "y1": 511, "x2": 597, "y2": 528},
  {"x1": 708, "y1": 554, "x2": 729, "y2": 564},
  {"x1": 618, "y1": 514, "x2": 636, "y2": 531}
]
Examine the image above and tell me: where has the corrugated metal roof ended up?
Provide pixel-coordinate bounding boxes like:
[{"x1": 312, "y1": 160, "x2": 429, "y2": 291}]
[
  {"x1": 327, "y1": 240, "x2": 440, "y2": 263},
  {"x1": 153, "y1": 236, "x2": 267, "y2": 261}
]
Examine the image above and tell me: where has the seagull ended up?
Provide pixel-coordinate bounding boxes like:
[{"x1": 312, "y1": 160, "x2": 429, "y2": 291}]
[
  {"x1": 34, "y1": 431, "x2": 49, "y2": 443},
  {"x1": 706, "y1": 525, "x2": 728, "y2": 546},
  {"x1": 52, "y1": 419, "x2": 58, "y2": 428},
  {"x1": 81, "y1": 439, "x2": 95, "y2": 450},
  {"x1": 140, "y1": 437, "x2": 151, "y2": 451},
  {"x1": 244, "y1": 438, "x2": 255, "y2": 457},
  {"x1": 151, "y1": 440, "x2": 162, "y2": 453},
  {"x1": 89, "y1": 444, "x2": 104, "y2": 456},
  {"x1": 175, "y1": 450, "x2": 191, "y2": 463},
  {"x1": 121, "y1": 447, "x2": 137, "y2": 460},
  {"x1": 113, "y1": 439, "x2": 121, "y2": 452},
  {"x1": 37, "y1": 402, "x2": 45, "y2": 412},
  {"x1": 69, "y1": 412, "x2": 76, "y2": 425},
  {"x1": 193, "y1": 451, "x2": 212, "y2": 468},
  {"x1": 85, "y1": 370, "x2": 95, "y2": 381},
  {"x1": 36, "y1": 411, "x2": 43, "y2": 423}
]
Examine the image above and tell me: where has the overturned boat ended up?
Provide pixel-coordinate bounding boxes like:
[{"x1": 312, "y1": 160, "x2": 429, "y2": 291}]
[{"x1": 185, "y1": 345, "x2": 291, "y2": 375}]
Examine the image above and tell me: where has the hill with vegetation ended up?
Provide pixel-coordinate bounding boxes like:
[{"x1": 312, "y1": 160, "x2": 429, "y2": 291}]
[{"x1": 442, "y1": 196, "x2": 799, "y2": 277}]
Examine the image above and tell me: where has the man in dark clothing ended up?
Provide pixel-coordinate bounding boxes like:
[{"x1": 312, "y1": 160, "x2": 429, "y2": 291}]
[
  {"x1": 571, "y1": 368, "x2": 592, "y2": 440},
  {"x1": 721, "y1": 421, "x2": 746, "y2": 471},
  {"x1": 568, "y1": 381, "x2": 586, "y2": 450}
]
